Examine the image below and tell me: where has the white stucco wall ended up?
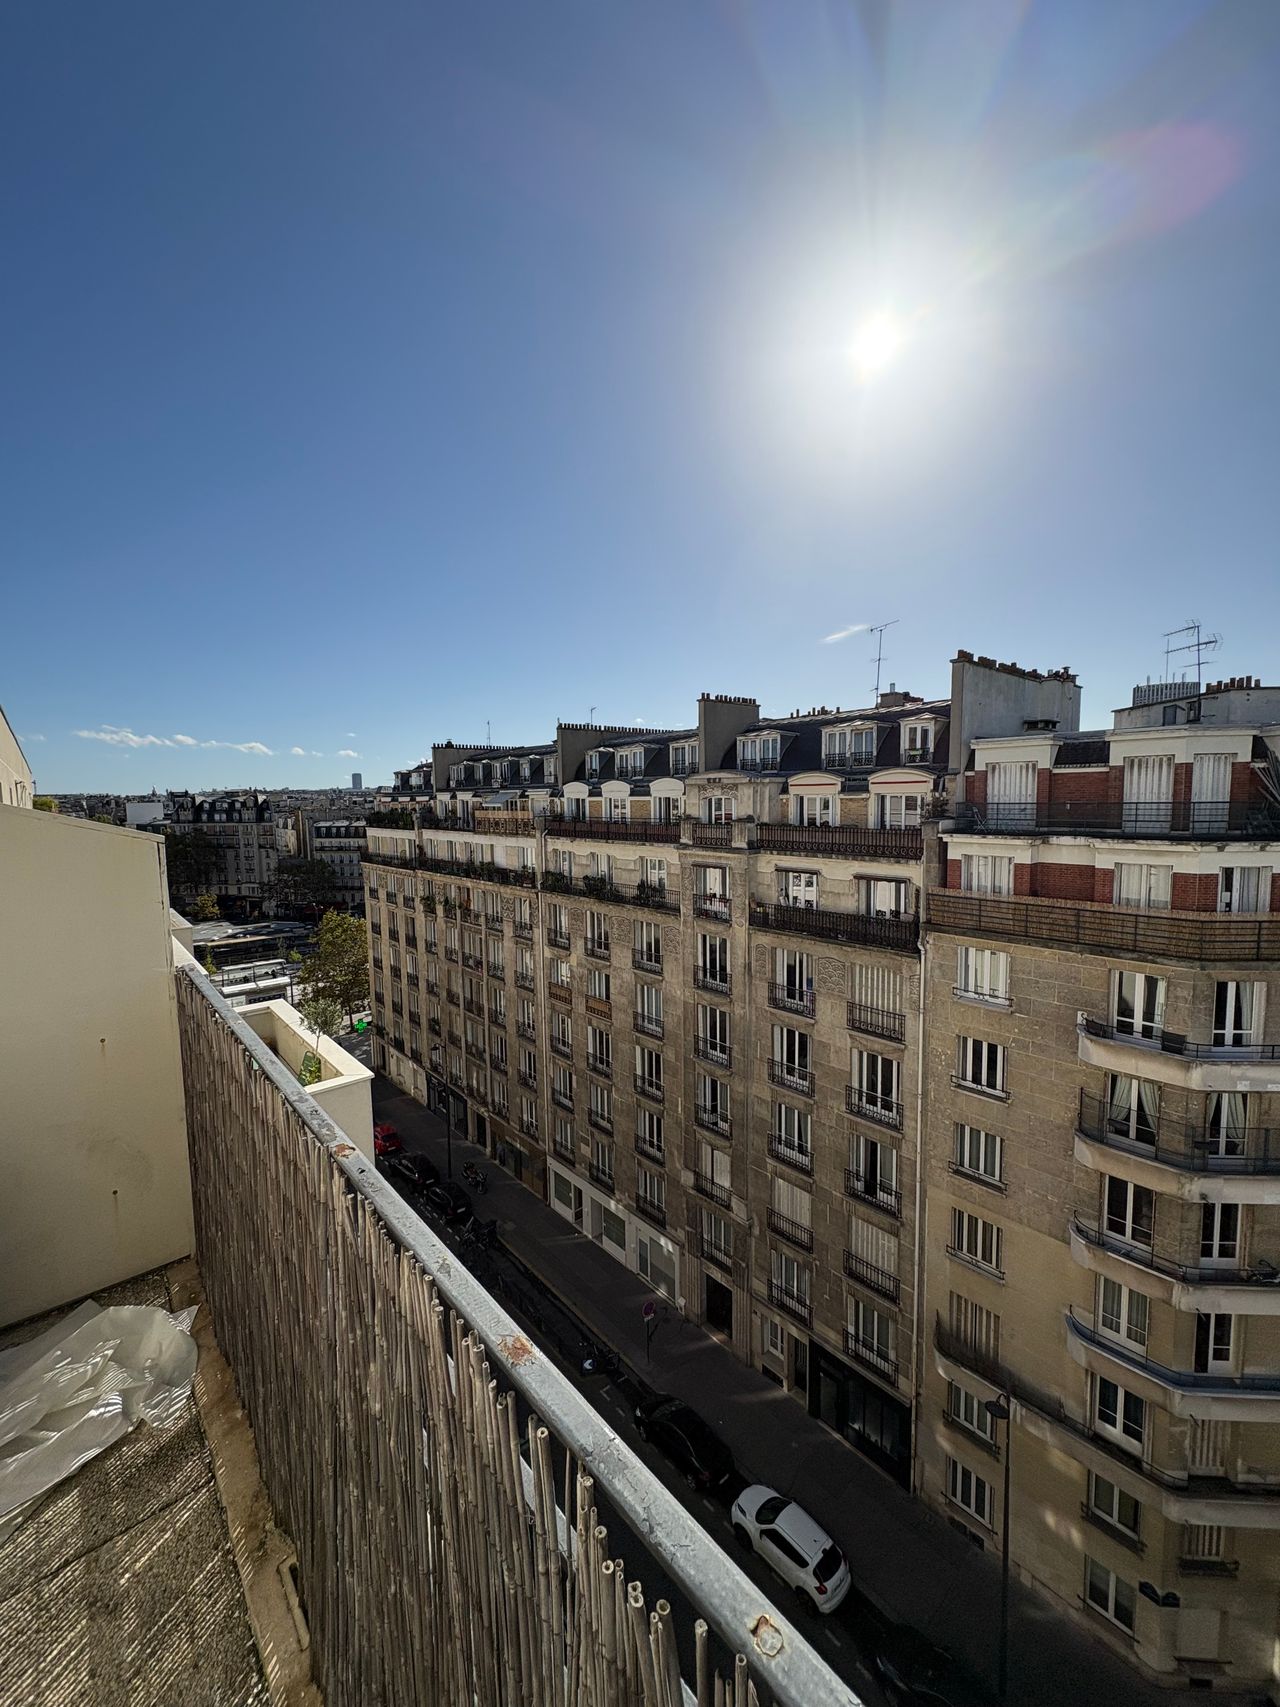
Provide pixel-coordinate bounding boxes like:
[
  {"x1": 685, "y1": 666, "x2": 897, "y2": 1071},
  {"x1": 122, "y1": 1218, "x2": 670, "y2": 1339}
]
[
  {"x1": 240, "y1": 998, "x2": 374, "y2": 1159},
  {"x1": 0, "y1": 705, "x2": 33, "y2": 809},
  {"x1": 0, "y1": 805, "x2": 194, "y2": 1327}
]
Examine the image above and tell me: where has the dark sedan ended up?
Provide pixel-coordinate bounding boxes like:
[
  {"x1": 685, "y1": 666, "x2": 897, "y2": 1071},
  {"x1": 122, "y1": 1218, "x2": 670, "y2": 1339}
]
[
  {"x1": 385, "y1": 1153, "x2": 440, "y2": 1195},
  {"x1": 634, "y1": 1395, "x2": 736, "y2": 1493},
  {"x1": 421, "y1": 1181, "x2": 473, "y2": 1223}
]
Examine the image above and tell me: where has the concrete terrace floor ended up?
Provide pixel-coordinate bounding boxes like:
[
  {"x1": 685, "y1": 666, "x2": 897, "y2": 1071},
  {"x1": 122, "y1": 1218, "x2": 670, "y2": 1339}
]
[{"x1": 0, "y1": 1265, "x2": 307, "y2": 1707}]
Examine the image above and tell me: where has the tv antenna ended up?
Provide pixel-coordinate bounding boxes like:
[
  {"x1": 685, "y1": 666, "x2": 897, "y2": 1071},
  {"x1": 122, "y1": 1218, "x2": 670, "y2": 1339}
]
[
  {"x1": 869, "y1": 621, "x2": 899, "y2": 701},
  {"x1": 1163, "y1": 621, "x2": 1220, "y2": 689}
]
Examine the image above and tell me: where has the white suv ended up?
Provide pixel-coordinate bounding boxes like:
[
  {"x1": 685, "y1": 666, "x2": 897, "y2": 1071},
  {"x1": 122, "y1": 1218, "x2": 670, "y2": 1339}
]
[{"x1": 730, "y1": 1484, "x2": 851, "y2": 1614}]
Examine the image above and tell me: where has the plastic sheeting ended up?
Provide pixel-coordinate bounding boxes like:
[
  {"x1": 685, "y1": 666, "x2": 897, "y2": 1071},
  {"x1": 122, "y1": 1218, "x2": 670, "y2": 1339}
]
[{"x1": 0, "y1": 1301, "x2": 198, "y2": 1534}]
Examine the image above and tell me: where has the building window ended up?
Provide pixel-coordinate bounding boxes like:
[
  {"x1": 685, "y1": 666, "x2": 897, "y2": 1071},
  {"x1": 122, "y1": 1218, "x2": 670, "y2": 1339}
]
[
  {"x1": 1112, "y1": 863, "x2": 1172, "y2": 910},
  {"x1": 705, "y1": 795, "x2": 735, "y2": 824},
  {"x1": 823, "y1": 725, "x2": 876, "y2": 767},
  {"x1": 948, "y1": 1292, "x2": 1001, "y2": 1364},
  {"x1": 1194, "y1": 1312, "x2": 1234, "y2": 1374},
  {"x1": 1084, "y1": 1558, "x2": 1137, "y2": 1633},
  {"x1": 853, "y1": 1049, "x2": 900, "y2": 1112},
  {"x1": 1104, "y1": 1176, "x2": 1154, "y2": 1249},
  {"x1": 945, "y1": 1456, "x2": 994, "y2": 1528},
  {"x1": 1213, "y1": 980, "x2": 1263, "y2": 1047},
  {"x1": 953, "y1": 1124, "x2": 1002, "y2": 1185},
  {"x1": 1105, "y1": 1075, "x2": 1159, "y2": 1146},
  {"x1": 946, "y1": 1380, "x2": 996, "y2": 1445},
  {"x1": 873, "y1": 792, "x2": 924, "y2": 830},
  {"x1": 903, "y1": 722, "x2": 933, "y2": 759},
  {"x1": 960, "y1": 854, "x2": 1014, "y2": 897},
  {"x1": 1112, "y1": 971, "x2": 1166, "y2": 1041},
  {"x1": 955, "y1": 1036, "x2": 1007, "y2": 1097},
  {"x1": 1200, "y1": 1201, "x2": 1239, "y2": 1265},
  {"x1": 849, "y1": 1298, "x2": 895, "y2": 1369},
  {"x1": 697, "y1": 933, "x2": 730, "y2": 989},
  {"x1": 1098, "y1": 1277, "x2": 1149, "y2": 1350},
  {"x1": 790, "y1": 792, "x2": 836, "y2": 826},
  {"x1": 851, "y1": 1130, "x2": 897, "y2": 1199},
  {"x1": 1088, "y1": 1473, "x2": 1141, "y2": 1540},
  {"x1": 1217, "y1": 865, "x2": 1269, "y2": 914},
  {"x1": 588, "y1": 967, "x2": 612, "y2": 1003},
  {"x1": 949, "y1": 1209, "x2": 1004, "y2": 1276},
  {"x1": 956, "y1": 946, "x2": 1009, "y2": 1002},
  {"x1": 1095, "y1": 1378, "x2": 1145, "y2": 1453},
  {"x1": 773, "y1": 1102, "x2": 811, "y2": 1162}
]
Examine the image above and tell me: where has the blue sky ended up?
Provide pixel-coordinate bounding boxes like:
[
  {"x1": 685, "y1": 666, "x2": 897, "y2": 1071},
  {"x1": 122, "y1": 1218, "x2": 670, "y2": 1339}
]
[{"x1": 4, "y1": 1, "x2": 1278, "y2": 792}]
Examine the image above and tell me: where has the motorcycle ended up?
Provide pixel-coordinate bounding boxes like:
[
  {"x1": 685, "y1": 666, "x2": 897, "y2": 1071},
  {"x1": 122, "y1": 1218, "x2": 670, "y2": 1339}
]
[{"x1": 462, "y1": 1163, "x2": 488, "y2": 1195}]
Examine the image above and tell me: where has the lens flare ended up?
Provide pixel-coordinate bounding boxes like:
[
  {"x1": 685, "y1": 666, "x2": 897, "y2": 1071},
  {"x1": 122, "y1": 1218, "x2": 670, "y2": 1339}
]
[{"x1": 849, "y1": 310, "x2": 910, "y2": 380}]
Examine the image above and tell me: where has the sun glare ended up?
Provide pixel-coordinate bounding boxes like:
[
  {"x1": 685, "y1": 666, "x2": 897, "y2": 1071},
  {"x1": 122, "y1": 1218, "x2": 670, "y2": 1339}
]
[{"x1": 849, "y1": 310, "x2": 909, "y2": 380}]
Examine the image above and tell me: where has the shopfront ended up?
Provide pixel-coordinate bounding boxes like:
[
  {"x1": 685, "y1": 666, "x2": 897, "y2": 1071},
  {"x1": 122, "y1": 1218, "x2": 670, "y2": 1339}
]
[{"x1": 809, "y1": 1342, "x2": 912, "y2": 1485}]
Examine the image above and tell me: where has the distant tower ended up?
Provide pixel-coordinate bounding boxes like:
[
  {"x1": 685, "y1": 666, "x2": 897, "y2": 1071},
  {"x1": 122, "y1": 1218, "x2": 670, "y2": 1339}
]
[{"x1": 351, "y1": 772, "x2": 362, "y2": 790}]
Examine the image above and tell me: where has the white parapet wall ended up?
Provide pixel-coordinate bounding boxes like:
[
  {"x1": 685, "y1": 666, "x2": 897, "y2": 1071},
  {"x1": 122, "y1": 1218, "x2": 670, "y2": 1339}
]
[{"x1": 239, "y1": 998, "x2": 375, "y2": 1161}]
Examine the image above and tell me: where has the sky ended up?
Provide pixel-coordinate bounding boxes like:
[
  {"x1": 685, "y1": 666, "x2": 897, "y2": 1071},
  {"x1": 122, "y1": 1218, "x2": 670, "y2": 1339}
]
[{"x1": 4, "y1": 1, "x2": 1279, "y2": 792}]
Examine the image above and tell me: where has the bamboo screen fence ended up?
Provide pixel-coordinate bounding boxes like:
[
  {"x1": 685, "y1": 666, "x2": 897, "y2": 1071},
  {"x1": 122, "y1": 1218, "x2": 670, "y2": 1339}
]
[{"x1": 175, "y1": 963, "x2": 855, "y2": 1707}]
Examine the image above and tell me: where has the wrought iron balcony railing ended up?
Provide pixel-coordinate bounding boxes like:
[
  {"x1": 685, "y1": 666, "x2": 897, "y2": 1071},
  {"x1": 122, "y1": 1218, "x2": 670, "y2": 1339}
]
[
  {"x1": 847, "y1": 1002, "x2": 906, "y2": 1043},
  {"x1": 927, "y1": 888, "x2": 1280, "y2": 963},
  {"x1": 768, "y1": 983, "x2": 815, "y2": 1018},
  {"x1": 846, "y1": 1087, "x2": 904, "y2": 1130},
  {"x1": 1075, "y1": 1090, "x2": 1280, "y2": 1175},
  {"x1": 950, "y1": 798, "x2": 1280, "y2": 840},
  {"x1": 844, "y1": 1169, "x2": 902, "y2": 1217},
  {"x1": 768, "y1": 1210, "x2": 814, "y2": 1252},
  {"x1": 767, "y1": 1279, "x2": 812, "y2": 1327},
  {"x1": 768, "y1": 1136, "x2": 813, "y2": 1175},
  {"x1": 749, "y1": 900, "x2": 918, "y2": 953},
  {"x1": 768, "y1": 1059, "x2": 814, "y2": 1097},
  {"x1": 757, "y1": 823, "x2": 924, "y2": 861}
]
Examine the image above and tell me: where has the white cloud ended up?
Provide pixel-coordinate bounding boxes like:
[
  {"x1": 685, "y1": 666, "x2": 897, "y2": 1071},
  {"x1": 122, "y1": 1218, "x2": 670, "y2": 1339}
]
[
  {"x1": 337, "y1": 748, "x2": 359, "y2": 758},
  {"x1": 820, "y1": 623, "x2": 871, "y2": 645},
  {"x1": 346, "y1": 732, "x2": 357, "y2": 738},
  {"x1": 74, "y1": 725, "x2": 174, "y2": 748},
  {"x1": 19, "y1": 732, "x2": 45, "y2": 742},
  {"x1": 290, "y1": 746, "x2": 306, "y2": 756},
  {"x1": 73, "y1": 725, "x2": 273, "y2": 755}
]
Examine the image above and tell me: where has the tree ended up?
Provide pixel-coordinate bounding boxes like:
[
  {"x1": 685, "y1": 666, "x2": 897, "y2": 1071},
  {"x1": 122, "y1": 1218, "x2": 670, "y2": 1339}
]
[
  {"x1": 32, "y1": 797, "x2": 57, "y2": 812},
  {"x1": 298, "y1": 910, "x2": 369, "y2": 1025},
  {"x1": 92, "y1": 813, "x2": 115, "y2": 824},
  {"x1": 296, "y1": 993, "x2": 342, "y2": 1087},
  {"x1": 366, "y1": 808, "x2": 414, "y2": 829},
  {"x1": 164, "y1": 828, "x2": 219, "y2": 901},
  {"x1": 201, "y1": 951, "x2": 218, "y2": 976},
  {"x1": 270, "y1": 857, "x2": 338, "y2": 916},
  {"x1": 191, "y1": 892, "x2": 221, "y2": 922}
]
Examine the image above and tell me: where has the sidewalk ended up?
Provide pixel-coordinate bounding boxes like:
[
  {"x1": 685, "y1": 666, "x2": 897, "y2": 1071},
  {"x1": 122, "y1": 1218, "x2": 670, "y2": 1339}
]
[{"x1": 372, "y1": 1079, "x2": 1253, "y2": 1707}]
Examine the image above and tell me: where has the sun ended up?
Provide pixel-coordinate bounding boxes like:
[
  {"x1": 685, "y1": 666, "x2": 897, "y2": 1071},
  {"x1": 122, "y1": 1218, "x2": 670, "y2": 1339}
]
[{"x1": 849, "y1": 310, "x2": 910, "y2": 381}]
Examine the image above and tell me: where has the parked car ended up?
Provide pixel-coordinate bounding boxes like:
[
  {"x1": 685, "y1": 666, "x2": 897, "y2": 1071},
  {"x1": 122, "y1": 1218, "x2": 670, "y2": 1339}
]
[
  {"x1": 421, "y1": 1181, "x2": 473, "y2": 1223},
  {"x1": 634, "y1": 1395, "x2": 736, "y2": 1493},
  {"x1": 385, "y1": 1153, "x2": 439, "y2": 1195},
  {"x1": 373, "y1": 1123, "x2": 403, "y2": 1158},
  {"x1": 730, "y1": 1485, "x2": 851, "y2": 1615}
]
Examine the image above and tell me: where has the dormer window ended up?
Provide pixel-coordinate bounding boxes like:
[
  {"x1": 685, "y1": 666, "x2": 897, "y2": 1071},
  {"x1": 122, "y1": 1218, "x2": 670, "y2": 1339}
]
[
  {"x1": 670, "y1": 740, "x2": 699, "y2": 777},
  {"x1": 615, "y1": 746, "x2": 646, "y2": 779},
  {"x1": 737, "y1": 734, "x2": 781, "y2": 771},
  {"x1": 823, "y1": 725, "x2": 876, "y2": 769},
  {"x1": 520, "y1": 760, "x2": 531, "y2": 780},
  {"x1": 903, "y1": 723, "x2": 934, "y2": 761},
  {"x1": 586, "y1": 749, "x2": 606, "y2": 780}
]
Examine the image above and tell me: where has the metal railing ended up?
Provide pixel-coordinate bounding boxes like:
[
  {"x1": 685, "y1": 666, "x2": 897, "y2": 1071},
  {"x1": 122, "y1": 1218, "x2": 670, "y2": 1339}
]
[
  {"x1": 633, "y1": 950, "x2": 663, "y2": 975},
  {"x1": 845, "y1": 1331, "x2": 898, "y2": 1384},
  {"x1": 634, "y1": 1074, "x2": 665, "y2": 1104},
  {"x1": 1080, "y1": 1014, "x2": 1280, "y2": 1063},
  {"x1": 768, "y1": 1059, "x2": 814, "y2": 1097},
  {"x1": 1067, "y1": 1311, "x2": 1280, "y2": 1395},
  {"x1": 1069, "y1": 1216, "x2": 1278, "y2": 1290},
  {"x1": 757, "y1": 823, "x2": 924, "y2": 861},
  {"x1": 927, "y1": 889, "x2": 1280, "y2": 963},
  {"x1": 694, "y1": 1173, "x2": 731, "y2": 1207},
  {"x1": 687, "y1": 821, "x2": 733, "y2": 849},
  {"x1": 694, "y1": 970, "x2": 731, "y2": 996},
  {"x1": 949, "y1": 799, "x2": 1280, "y2": 840},
  {"x1": 694, "y1": 1038, "x2": 732, "y2": 1069},
  {"x1": 693, "y1": 895, "x2": 732, "y2": 922},
  {"x1": 846, "y1": 1088, "x2": 904, "y2": 1130},
  {"x1": 847, "y1": 1002, "x2": 906, "y2": 1043},
  {"x1": 768, "y1": 983, "x2": 815, "y2": 1018},
  {"x1": 768, "y1": 1136, "x2": 813, "y2": 1175},
  {"x1": 843, "y1": 1250, "x2": 901, "y2": 1303},
  {"x1": 542, "y1": 815, "x2": 681, "y2": 845},
  {"x1": 588, "y1": 1160, "x2": 615, "y2": 1191},
  {"x1": 587, "y1": 1053, "x2": 613, "y2": 1079},
  {"x1": 695, "y1": 1105, "x2": 732, "y2": 1138},
  {"x1": 749, "y1": 900, "x2": 918, "y2": 953},
  {"x1": 1075, "y1": 1091, "x2": 1280, "y2": 1175},
  {"x1": 844, "y1": 1170, "x2": 902, "y2": 1218},
  {"x1": 700, "y1": 1235, "x2": 733, "y2": 1274},
  {"x1": 634, "y1": 1012, "x2": 664, "y2": 1040},
  {"x1": 634, "y1": 1133, "x2": 665, "y2": 1164},
  {"x1": 634, "y1": 1196, "x2": 667, "y2": 1229},
  {"x1": 767, "y1": 1280, "x2": 812, "y2": 1327},
  {"x1": 768, "y1": 1210, "x2": 814, "y2": 1252}
]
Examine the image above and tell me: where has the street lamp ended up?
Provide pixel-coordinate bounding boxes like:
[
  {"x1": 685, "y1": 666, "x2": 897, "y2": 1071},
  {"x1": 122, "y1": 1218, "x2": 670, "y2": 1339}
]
[{"x1": 985, "y1": 1394, "x2": 1013, "y2": 1705}]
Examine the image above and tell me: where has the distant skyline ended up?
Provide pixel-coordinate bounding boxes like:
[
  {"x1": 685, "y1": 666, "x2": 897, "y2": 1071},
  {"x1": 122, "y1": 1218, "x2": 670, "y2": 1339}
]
[{"x1": 4, "y1": 2, "x2": 1279, "y2": 792}]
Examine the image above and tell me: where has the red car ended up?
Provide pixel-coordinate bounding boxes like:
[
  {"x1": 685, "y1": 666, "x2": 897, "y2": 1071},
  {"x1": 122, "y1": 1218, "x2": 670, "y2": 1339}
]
[{"x1": 373, "y1": 1123, "x2": 403, "y2": 1158}]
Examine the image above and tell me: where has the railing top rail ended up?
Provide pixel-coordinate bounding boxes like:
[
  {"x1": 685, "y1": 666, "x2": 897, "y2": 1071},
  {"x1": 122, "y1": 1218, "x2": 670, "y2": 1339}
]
[{"x1": 174, "y1": 958, "x2": 855, "y2": 1707}]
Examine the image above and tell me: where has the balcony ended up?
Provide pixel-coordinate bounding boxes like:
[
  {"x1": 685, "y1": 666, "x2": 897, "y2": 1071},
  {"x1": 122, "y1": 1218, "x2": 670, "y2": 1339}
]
[
  {"x1": 845, "y1": 1330, "x2": 899, "y2": 1384},
  {"x1": 546, "y1": 927, "x2": 571, "y2": 950},
  {"x1": 1068, "y1": 1217, "x2": 1280, "y2": 1314},
  {"x1": 585, "y1": 938, "x2": 612, "y2": 962},
  {"x1": 844, "y1": 1169, "x2": 902, "y2": 1218},
  {"x1": 687, "y1": 820, "x2": 733, "y2": 849},
  {"x1": 518, "y1": 1069, "x2": 538, "y2": 1090},
  {"x1": 485, "y1": 914, "x2": 504, "y2": 934},
  {"x1": 517, "y1": 1020, "x2": 537, "y2": 1041},
  {"x1": 634, "y1": 1132, "x2": 665, "y2": 1164},
  {"x1": 573, "y1": 877, "x2": 681, "y2": 915},
  {"x1": 1078, "y1": 1014, "x2": 1280, "y2": 1094},
  {"x1": 846, "y1": 1087, "x2": 904, "y2": 1130},
  {"x1": 767, "y1": 1279, "x2": 813, "y2": 1327},
  {"x1": 550, "y1": 1036, "x2": 573, "y2": 1059},
  {"x1": 700, "y1": 1234, "x2": 734, "y2": 1274},
  {"x1": 548, "y1": 982, "x2": 572, "y2": 1005},
  {"x1": 847, "y1": 1002, "x2": 906, "y2": 1043},
  {"x1": 768, "y1": 1210, "x2": 814, "y2": 1252},
  {"x1": 843, "y1": 1250, "x2": 901, "y2": 1304},
  {"x1": 1066, "y1": 1310, "x2": 1280, "y2": 1418},
  {"x1": 768, "y1": 1059, "x2": 814, "y2": 1097},
  {"x1": 694, "y1": 1037, "x2": 732, "y2": 1069},
  {"x1": 543, "y1": 815, "x2": 680, "y2": 844},
  {"x1": 473, "y1": 808, "x2": 538, "y2": 836},
  {"x1": 516, "y1": 971, "x2": 536, "y2": 991},
  {"x1": 588, "y1": 1109, "x2": 614, "y2": 1136},
  {"x1": 521, "y1": 1117, "x2": 540, "y2": 1139},
  {"x1": 465, "y1": 1041, "x2": 486, "y2": 1062},
  {"x1": 749, "y1": 900, "x2": 918, "y2": 954},
  {"x1": 634, "y1": 1011, "x2": 664, "y2": 1040},
  {"x1": 552, "y1": 1089, "x2": 574, "y2": 1112},
  {"x1": 757, "y1": 823, "x2": 924, "y2": 861},
  {"x1": 694, "y1": 1172, "x2": 731, "y2": 1207},
  {"x1": 633, "y1": 949, "x2": 664, "y2": 975},
  {"x1": 588, "y1": 1053, "x2": 613, "y2": 1079},
  {"x1": 768, "y1": 1136, "x2": 813, "y2": 1175},
  {"x1": 464, "y1": 997, "x2": 484, "y2": 1017},
  {"x1": 634, "y1": 1074, "x2": 664, "y2": 1104},
  {"x1": 694, "y1": 970, "x2": 731, "y2": 996},
  {"x1": 553, "y1": 1137, "x2": 577, "y2": 1166},
  {"x1": 634, "y1": 1195, "x2": 668, "y2": 1229},
  {"x1": 514, "y1": 921, "x2": 533, "y2": 941},
  {"x1": 487, "y1": 962, "x2": 505, "y2": 982},
  {"x1": 949, "y1": 798, "x2": 1280, "y2": 841},
  {"x1": 588, "y1": 1159, "x2": 616, "y2": 1191},
  {"x1": 1074, "y1": 1091, "x2": 1280, "y2": 1203},
  {"x1": 769, "y1": 982, "x2": 815, "y2": 1019},
  {"x1": 927, "y1": 888, "x2": 1280, "y2": 963},
  {"x1": 693, "y1": 894, "x2": 732, "y2": 922}
]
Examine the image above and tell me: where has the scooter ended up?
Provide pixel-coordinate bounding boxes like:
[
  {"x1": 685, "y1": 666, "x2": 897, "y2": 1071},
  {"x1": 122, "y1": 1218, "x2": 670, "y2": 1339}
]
[{"x1": 462, "y1": 1163, "x2": 488, "y2": 1194}]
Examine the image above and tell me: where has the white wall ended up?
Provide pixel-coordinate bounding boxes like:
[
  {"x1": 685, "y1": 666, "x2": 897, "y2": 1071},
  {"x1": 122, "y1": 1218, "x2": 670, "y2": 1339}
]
[
  {"x1": 0, "y1": 806, "x2": 194, "y2": 1327},
  {"x1": 240, "y1": 998, "x2": 374, "y2": 1159},
  {"x1": 0, "y1": 705, "x2": 33, "y2": 809}
]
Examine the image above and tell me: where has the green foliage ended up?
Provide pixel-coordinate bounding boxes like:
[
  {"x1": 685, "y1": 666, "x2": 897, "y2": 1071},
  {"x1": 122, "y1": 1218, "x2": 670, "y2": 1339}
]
[
  {"x1": 92, "y1": 813, "x2": 115, "y2": 824},
  {"x1": 366, "y1": 809, "x2": 413, "y2": 829},
  {"x1": 191, "y1": 892, "x2": 221, "y2": 922},
  {"x1": 299, "y1": 911, "x2": 368, "y2": 1023},
  {"x1": 271, "y1": 857, "x2": 338, "y2": 914},
  {"x1": 287, "y1": 948, "x2": 303, "y2": 964},
  {"x1": 164, "y1": 827, "x2": 219, "y2": 899},
  {"x1": 32, "y1": 797, "x2": 57, "y2": 812},
  {"x1": 201, "y1": 952, "x2": 218, "y2": 976},
  {"x1": 298, "y1": 1052, "x2": 323, "y2": 1087}
]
